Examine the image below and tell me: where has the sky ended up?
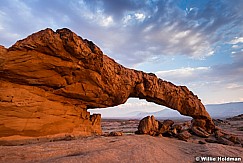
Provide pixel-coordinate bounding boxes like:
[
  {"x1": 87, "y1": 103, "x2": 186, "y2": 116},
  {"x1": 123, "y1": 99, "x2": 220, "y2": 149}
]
[{"x1": 0, "y1": 0, "x2": 243, "y2": 116}]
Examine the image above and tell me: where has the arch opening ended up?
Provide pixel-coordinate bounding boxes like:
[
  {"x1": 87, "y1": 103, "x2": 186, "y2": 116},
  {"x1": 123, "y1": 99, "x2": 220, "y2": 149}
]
[{"x1": 89, "y1": 98, "x2": 191, "y2": 120}]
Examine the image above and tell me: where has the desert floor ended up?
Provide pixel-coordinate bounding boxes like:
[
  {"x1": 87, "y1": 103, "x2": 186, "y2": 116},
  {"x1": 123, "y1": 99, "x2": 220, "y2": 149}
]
[{"x1": 0, "y1": 118, "x2": 242, "y2": 163}]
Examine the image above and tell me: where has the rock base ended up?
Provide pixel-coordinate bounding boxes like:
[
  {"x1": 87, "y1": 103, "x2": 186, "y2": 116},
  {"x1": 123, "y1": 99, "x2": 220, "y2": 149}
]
[
  {"x1": 136, "y1": 116, "x2": 242, "y2": 147},
  {"x1": 0, "y1": 81, "x2": 101, "y2": 137}
]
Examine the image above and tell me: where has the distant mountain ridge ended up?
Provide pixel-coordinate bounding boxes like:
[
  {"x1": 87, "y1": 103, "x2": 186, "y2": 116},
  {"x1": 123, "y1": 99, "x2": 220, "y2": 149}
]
[
  {"x1": 205, "y1": 102, "x2": 243, "y2": 118},
  {"x1": 106, "y1": 102, "x2": 243, "y2": 119}
]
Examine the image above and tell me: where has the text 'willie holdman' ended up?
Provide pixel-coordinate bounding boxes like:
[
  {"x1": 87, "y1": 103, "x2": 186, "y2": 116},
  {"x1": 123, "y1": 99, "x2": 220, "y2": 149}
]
[{"x1": 195, "y1": 156, "x2": 242, "y2": 162}]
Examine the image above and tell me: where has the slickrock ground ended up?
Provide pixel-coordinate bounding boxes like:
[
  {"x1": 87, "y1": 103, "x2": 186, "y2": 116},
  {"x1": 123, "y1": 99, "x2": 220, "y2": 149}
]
[
  {"x1": 0, "y1": 135, "x2": 242, "y2": 163},
  {"x1": 0, "y1": 117, "x2": 242, "y2": 163},
  {"x1": 0, "y1": 28, "x2": 215, "y2": 137}
]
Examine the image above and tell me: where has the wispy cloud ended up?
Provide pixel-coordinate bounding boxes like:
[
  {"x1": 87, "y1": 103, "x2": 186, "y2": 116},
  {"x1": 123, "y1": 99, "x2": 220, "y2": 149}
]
[
  {"x1": 155, "y1": 49, "x2": 243, "y2": 104},
  {"x1": 229, "y1": 37, "x2": 243, "y2": 44},
  {"x1": 156, "y1": 66, "x2": 210, "y2": 84},
  {"x1": 1, "y1": 0, "x2": 242, "y2": 67}
]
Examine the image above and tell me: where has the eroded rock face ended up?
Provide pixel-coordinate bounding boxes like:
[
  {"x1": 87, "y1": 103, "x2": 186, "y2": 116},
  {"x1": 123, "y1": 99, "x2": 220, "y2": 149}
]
[
  {"x1": 136, "y1": 116, "x2": 159, "y2": 135},
  {"x1": 0, "y1": 28, "x2": 214, "y2": 137}
]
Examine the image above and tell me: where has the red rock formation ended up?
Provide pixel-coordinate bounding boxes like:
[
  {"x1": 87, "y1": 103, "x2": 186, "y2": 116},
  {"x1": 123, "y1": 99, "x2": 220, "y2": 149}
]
[
  {"x1": 0, "y1": 28, "x2": 214, "y2": 137},
  {"x1": 136, "y1": 115, "x2": 159, "y2": 135}
]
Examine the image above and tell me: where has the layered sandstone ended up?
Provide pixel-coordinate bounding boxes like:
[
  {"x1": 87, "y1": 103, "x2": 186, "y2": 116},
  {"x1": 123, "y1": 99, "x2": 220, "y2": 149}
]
[{"x1": 0, "y1": 28, "x2": 214, "y2": 137}]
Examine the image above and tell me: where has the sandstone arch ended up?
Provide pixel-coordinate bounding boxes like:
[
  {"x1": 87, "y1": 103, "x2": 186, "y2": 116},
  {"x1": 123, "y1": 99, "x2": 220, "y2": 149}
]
[{"x1": 0, "y1": 28, "x2": 214, "y2": 137}]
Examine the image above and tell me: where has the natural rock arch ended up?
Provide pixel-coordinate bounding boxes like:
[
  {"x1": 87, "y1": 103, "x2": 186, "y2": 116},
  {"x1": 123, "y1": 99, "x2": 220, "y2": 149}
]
[{"x1": 0, "y1": 28, "x2": 214, "y2": 137}]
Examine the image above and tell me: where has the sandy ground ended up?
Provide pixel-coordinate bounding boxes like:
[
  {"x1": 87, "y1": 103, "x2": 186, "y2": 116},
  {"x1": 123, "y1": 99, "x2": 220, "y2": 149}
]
[
  {"x1": 0, "y1": 135, "x2": 242, "y2": 163},
  {"x1": 0, "y1": 118, "x2": 242, "y2": 163}
]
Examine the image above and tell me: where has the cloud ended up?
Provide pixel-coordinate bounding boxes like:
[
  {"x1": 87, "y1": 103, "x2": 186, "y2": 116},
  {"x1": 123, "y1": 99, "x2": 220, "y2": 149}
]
[
  {"x1": 0, "y1": 0, "x2": 76, "y2": 46},
  {"x1": 156, "y1": 50, "x2": 243, "y2": 86},
  {"x1": 232, "y1": 45, "x2": 239, "y2": 49},
  {"x1": 156, "y1": 67, "x2": 210, "y2": 84},
  {"x1": 229, "y1": 37, "x2": 243, "y2": 44},
  {"x1": 81, "y1": 0, "x2": 243, "y2": 66},
  {"x1": 143, "y1": 25, "x2": 215, "y2": 59},
  {"x1": 0, "y1": 0, "x2": 243, "y2": 112},
  {"x1": 154, "y1": 49, "x2": 243, "y2": 104},
  {"x1": 226, "y1": 83, "x2": 243, "y2": 90},
  {"x1": 1, "y1": 0, "x2": 242, "y2": 67}
]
